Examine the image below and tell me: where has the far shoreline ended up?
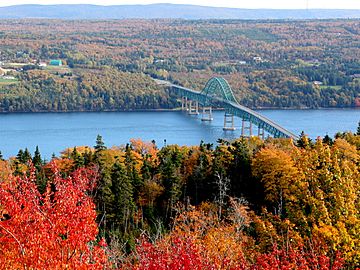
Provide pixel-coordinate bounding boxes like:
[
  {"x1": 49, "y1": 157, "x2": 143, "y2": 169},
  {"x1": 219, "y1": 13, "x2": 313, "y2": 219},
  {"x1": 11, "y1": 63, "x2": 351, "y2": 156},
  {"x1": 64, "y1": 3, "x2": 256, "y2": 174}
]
[{"x1": 0, "y1": 107, "x2": 359, "y2": 114}]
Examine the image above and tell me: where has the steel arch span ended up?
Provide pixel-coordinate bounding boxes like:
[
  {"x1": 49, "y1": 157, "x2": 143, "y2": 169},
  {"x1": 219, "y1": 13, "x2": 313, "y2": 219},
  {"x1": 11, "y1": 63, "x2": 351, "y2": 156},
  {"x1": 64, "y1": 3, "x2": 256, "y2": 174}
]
[{"x1": 201, "y1": 77, "x2": 239, "y2": 105}]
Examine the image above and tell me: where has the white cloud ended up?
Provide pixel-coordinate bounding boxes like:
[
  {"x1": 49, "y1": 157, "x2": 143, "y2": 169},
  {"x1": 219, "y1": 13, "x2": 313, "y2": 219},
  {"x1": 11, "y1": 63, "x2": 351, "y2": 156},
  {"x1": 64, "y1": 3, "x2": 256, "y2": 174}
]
[{"x1": 0, "y1": 0, "x2": 359, "y2": 9}]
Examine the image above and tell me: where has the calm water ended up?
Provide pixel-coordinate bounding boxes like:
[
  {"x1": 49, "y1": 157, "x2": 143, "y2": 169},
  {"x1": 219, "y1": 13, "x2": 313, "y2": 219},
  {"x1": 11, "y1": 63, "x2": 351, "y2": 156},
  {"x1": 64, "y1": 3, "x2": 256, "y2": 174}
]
[{"x1": 0, "y1": 109, "x2": 359, "y2": 159}]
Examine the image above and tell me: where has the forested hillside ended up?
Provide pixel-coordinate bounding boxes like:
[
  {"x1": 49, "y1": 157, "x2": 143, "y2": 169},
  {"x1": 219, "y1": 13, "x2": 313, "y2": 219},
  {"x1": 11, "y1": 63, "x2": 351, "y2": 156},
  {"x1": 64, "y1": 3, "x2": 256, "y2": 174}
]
[
  {"x1": 0, "y1": 126, "x2": 359, "y2": 268},
  {"x1": 0, "y1": 19, "x2": 359, "y2": 111}
]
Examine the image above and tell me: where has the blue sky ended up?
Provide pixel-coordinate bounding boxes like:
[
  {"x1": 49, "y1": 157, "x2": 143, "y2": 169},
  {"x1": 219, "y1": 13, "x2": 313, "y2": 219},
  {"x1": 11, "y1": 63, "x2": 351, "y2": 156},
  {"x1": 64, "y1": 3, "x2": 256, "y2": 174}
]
[{"x1": 0, "y1": 0, "x2": 359, "y2": 9}]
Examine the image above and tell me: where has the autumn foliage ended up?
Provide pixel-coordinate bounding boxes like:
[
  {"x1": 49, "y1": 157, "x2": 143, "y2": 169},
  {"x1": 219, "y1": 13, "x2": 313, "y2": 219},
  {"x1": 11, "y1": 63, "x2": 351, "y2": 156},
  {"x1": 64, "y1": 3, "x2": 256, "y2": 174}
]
[
  {"x1": 125, "y1": 204, "x2": 344, "y2": 270},
  {"x1": 1, "y1": 130, "x2": 359, "y2": 268},
  {"x1": 0, "y1": 163, "x2": 107, "y2": 269}
]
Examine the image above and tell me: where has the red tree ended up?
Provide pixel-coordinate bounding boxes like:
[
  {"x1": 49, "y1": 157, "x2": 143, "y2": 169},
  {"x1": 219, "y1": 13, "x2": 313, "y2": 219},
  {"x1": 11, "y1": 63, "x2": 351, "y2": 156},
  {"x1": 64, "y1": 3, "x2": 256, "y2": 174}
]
[{"x1": 0, "y1": 163, "x2": 108, "y2": 269}]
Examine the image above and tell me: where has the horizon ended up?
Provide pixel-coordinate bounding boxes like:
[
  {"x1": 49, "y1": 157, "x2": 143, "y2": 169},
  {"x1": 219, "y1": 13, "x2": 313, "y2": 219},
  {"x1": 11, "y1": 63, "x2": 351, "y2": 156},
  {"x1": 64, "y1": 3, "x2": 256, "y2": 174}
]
[{"x1": 0, "y1": 1, "x2": 360, "y2": 10}]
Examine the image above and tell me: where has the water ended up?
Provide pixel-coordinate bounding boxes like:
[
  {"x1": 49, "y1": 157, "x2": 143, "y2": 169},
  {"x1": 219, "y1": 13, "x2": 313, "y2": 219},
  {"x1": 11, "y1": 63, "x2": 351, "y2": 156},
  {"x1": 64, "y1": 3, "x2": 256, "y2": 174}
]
[{"x1": 0, "y1": 109, "x2": 359, "y2": 159}]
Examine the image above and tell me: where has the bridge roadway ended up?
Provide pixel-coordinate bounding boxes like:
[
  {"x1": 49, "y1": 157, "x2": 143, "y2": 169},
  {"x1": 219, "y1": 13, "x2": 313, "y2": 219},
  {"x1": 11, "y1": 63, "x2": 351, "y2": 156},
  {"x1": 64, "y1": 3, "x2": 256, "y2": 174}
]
[{"x1": 155, "y1": 78, "x2": 299, "y2": 139}]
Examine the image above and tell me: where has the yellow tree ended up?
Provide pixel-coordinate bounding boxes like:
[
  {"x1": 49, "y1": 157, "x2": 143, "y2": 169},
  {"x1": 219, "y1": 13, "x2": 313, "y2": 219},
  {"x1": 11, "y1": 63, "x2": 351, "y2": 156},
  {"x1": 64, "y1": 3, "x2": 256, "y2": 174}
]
[{"x1": 252, "y1": 146, "x2": 301, "y2": 217}]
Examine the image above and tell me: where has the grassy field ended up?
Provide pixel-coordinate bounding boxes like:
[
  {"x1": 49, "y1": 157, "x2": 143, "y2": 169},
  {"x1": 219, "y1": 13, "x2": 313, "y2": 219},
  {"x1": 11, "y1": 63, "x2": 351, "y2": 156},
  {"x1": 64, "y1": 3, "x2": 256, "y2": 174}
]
[
  {"x1": 0, "y1": 77, "x2": 19, "y2": 85},
  {"x1": 44, "y1": 65, "x2": 72, "y2": 75},
  {"x1": 319, "y1": 85, "x2": 342, "y2": 90}
]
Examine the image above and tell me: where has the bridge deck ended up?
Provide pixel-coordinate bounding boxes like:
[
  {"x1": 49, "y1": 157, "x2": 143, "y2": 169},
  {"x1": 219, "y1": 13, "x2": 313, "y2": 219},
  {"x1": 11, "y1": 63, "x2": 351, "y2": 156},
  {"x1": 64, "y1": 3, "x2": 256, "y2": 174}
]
[{"x1": 155, "y1": 79, "x2": 298, "y2": 139}]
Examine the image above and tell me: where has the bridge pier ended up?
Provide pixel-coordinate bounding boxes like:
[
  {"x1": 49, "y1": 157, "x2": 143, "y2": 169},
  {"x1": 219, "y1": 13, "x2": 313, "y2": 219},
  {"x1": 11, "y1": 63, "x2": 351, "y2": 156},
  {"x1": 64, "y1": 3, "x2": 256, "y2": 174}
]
[
  {"x1": 258, "y1": 126, "x2": 265, "y2": 140},
  {"x1": 169, "y1": 77, "x2": 297, "y2": 139},
  {"x1": 188, "y1": 100, "x2": 199, "y2": 115},
  {"x1": 241, "y1": 119, "x2": 252, "y2": 137},
  {"x1": 181, "y1": 96, "x2": 188, "y2": 111},
  {"x1": 201, "y1": 106, "x2": 213, "y2": 121},
  {"x1": 223, "y1": 112, "x2": 236, "y2": 131}
]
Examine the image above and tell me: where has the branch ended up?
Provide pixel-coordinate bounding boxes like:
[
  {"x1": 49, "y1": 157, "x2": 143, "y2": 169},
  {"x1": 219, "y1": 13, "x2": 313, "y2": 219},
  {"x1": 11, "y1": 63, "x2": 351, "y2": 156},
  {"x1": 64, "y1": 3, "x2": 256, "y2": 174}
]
[{"x1": 0, "y1": 223, "x2": 25, "y2": 256}]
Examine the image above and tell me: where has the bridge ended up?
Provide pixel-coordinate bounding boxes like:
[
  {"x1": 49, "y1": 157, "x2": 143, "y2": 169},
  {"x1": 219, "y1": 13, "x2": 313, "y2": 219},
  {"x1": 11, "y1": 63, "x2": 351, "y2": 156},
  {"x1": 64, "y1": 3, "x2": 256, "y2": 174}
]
[{"x1": 156, "y1": 77, "x2": 298, "y2": 139}]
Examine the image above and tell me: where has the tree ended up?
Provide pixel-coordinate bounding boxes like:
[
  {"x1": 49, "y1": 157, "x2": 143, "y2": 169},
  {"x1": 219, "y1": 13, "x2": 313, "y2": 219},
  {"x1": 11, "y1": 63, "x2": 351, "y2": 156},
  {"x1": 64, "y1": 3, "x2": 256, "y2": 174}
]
[
  {"x1": 0, "y1": 163, "x2": 108, "y2": 268},
  {"x1": 124, "y1": 144, "x2": 142, "y2": 200},
  {"x1": 71, "y1": 146, "x2": 84, "y2": 168},
  {"x1": 111, "y1": 162, "x2": 135, "y2": 234},
  {"x1": 252, "y1": 147, "x2": 301, "y2": 216},
  {"x1": 95, "y1": 134, "x2": 107, "y2": 152},
  {"x1": 32, "y1": 145, "x2": 42, "y2": 169},
  {"x1": 296, "y1": 131, "x2": 311, "y2": 149},
  {"x1": 357, "y1": 121, "x2": 360, "y2": 135},
  {"x1": 322, "y1": 134, "x2": 333, "y2": 145},
  {"x1": 214, "y1": 172, "x2": 230, "y2": 219},
  {"x1": 158, "y1": 146, "x2": 184, "y2": 220},
  {"x1": 23, "y1": 148, "x2": 32, "y2": 162},
  {"x1": 16, "y1": 149, "x2": 24, "y2": 163}
]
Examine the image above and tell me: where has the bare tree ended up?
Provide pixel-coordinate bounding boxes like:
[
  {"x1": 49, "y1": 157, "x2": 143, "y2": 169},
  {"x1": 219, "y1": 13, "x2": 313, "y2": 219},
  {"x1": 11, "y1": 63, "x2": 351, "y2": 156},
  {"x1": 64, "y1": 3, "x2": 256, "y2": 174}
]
[{"x1": 214, "y1": 172, "x2": 230, "y2": 219}]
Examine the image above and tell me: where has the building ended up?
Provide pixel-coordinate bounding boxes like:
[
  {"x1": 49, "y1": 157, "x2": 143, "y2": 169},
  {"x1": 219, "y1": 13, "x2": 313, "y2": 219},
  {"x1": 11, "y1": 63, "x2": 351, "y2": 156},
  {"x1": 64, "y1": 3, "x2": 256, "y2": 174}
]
[
  {"x1": 49, "y1": 60, "x2": 62, "y2": 66},
  {"x1": 313, "y1": 81, "x2": 323, "y2": 86},
  {"x1": 253, "y1": 56, "x2": 264, "y2": 63}
]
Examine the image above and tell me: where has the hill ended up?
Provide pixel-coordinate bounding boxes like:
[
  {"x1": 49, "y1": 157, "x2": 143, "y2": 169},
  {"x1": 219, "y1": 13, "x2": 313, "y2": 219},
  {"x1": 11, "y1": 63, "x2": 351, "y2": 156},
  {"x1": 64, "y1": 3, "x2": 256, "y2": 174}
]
[{"x1": 0, "y1": 4, "x2": 359, "y2": 19}]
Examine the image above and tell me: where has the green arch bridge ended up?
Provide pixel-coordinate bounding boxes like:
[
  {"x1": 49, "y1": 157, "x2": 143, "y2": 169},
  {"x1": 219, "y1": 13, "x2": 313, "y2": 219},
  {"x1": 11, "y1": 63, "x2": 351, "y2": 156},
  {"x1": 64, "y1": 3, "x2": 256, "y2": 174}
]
[{"x1": 156, "y1": 77, "x2": 298, "y2": 139}]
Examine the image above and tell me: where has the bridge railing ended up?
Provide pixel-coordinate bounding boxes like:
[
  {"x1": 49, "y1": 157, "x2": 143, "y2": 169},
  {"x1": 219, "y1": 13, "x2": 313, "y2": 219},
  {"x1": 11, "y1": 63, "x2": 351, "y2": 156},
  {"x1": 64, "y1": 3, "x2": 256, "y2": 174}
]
[{"x1": 155, "y1": 78, "x2": 298, "y2": 139}]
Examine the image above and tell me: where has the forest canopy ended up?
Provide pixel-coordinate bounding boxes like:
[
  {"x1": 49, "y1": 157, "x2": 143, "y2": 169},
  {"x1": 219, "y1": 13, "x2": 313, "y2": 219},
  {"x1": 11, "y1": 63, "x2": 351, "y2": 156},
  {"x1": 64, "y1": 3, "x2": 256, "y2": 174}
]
[{"x1": 0, "y1": 129, "x2": 359, "y2": 268}]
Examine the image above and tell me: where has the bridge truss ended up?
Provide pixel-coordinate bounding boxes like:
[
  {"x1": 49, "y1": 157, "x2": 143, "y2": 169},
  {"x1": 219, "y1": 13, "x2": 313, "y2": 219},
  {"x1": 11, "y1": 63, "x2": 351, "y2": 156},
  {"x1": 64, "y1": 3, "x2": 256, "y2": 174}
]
[{"x1": 160, "y1": 77, "x2": 298, "y2": 139}]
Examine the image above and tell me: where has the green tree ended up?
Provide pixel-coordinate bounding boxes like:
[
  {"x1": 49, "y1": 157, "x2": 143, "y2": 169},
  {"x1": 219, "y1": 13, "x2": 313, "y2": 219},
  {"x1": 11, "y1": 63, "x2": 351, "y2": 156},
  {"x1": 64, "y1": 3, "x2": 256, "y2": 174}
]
[
  {"x1": 16, "y1": 149, "x2": 25, "y2": 163},
  {"x1": 111, "y1": 162, "x2": 135, "y2": 234},
  {"x1": 71, "y1": 147, "x2": 84, "y2": 168},
  {"x1": 95, "y1": 135, "x2": 107, "y2": 152},
  {"x1": 15, "y1": 148, "x2": 33, "y2": 165},
  {"x1": 297, "y1": 131, "x2": 311, "y2": 149},
  {"x1": 322, "y1": 135, "x2": 333, "y2": 146},
  {"x1": 158, "y1": 145, "x2": 184, "y2": 220},
  {"x1": 32, "y1": 146, "x2": 42, "y2": 169},
  {"x1": 32, "y1": 146, "x2": 47, "y2": 194},
  {"x1": 124, "y1": 144, "x2": 142, "y2": 200},
  {"x1": 23, "y1": 148, "x2": 32, "y2": 163},
  {"x1": 95, "y1": 164, "x2": 113, "y2": 237}
]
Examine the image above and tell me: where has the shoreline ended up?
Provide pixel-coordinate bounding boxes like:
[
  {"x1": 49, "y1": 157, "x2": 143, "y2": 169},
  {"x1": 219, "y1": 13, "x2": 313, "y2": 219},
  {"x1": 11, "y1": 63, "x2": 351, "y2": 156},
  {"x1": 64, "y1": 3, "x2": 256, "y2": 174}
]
[{"x1": 0, "y1": 107, "x2": 359, "y2": 114}]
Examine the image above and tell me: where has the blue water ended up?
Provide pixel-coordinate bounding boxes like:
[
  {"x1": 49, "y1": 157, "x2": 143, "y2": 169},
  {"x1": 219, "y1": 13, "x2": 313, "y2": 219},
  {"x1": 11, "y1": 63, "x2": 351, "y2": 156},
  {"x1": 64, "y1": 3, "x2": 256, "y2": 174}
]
[{"x1": 0, "y1": 109, "x2": 359, "y2": 159}]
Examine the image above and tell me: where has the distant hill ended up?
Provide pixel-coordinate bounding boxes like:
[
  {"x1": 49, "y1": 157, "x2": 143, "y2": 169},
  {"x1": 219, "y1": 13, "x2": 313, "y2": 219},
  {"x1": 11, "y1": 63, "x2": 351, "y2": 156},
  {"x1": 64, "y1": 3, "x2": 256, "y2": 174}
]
[{"x1": 0, "y1": 4, "x2": 359, "y2": 19}]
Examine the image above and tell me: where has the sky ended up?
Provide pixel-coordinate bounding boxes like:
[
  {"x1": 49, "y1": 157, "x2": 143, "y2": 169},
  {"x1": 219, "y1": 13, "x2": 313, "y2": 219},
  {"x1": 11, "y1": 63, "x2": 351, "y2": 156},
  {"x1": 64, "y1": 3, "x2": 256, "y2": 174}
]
[{"x1": 0, "y1": 0, "x2": 359, "y2": 9}]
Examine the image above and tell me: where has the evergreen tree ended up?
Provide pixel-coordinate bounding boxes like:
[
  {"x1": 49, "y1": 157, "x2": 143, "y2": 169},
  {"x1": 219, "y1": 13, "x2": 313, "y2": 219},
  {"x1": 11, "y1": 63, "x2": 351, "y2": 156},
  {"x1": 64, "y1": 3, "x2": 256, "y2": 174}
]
[
  {"x1": 111, "y1": 162, "x2": 135, "y2": 234},
  {"x1": 228, "y1": 139, "x2": 254, "y2": 200},
  {"x1": 23, "y1": 148, "x2": 32, "y2": 163},
  {"x1": 297, "y1": 131, "x2": 311, "y2": 149},
  {"x1": 357, "y1": 121, "x2": 360, "y2": 135},
  {"x1": 94, "y1": 135, "x2": 106, "y2": 152},
  {"x1": 158, "y1": 146, "x2": 184, "y2": 220},
  {"x1": 187, "y1": 143, "x2": 212, "y2": 205},
  {"x1": 0, "y1": 151, "x2": 3, "y2": 161},
  {"x1": 33, "y1": 146, "x2": 42, "y2": 169},
  {"x1": 140, "y1": 156, "x2": 152, "y2": 182},
  {"x1": 83, "y1": 148, "x2": 93, "y2": 165},
  {"x1": 322, "y1": 135, "x2": 333, "y2": 146},
  {"x1": 71, "y1": 147, "x2": 84, "y2": 168},
  {"x1": 16, "y1": 149, "x2": 24, "y2": 163},
  {"x1": 124, "y1": 144, "x2": 142, "y2": 200},
  {"x1": 32, "y1": 146, "x2": 47, "y2": 193},
  {"x1": 95, "y1": 164, "x2": 113, "y2": 237}
]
